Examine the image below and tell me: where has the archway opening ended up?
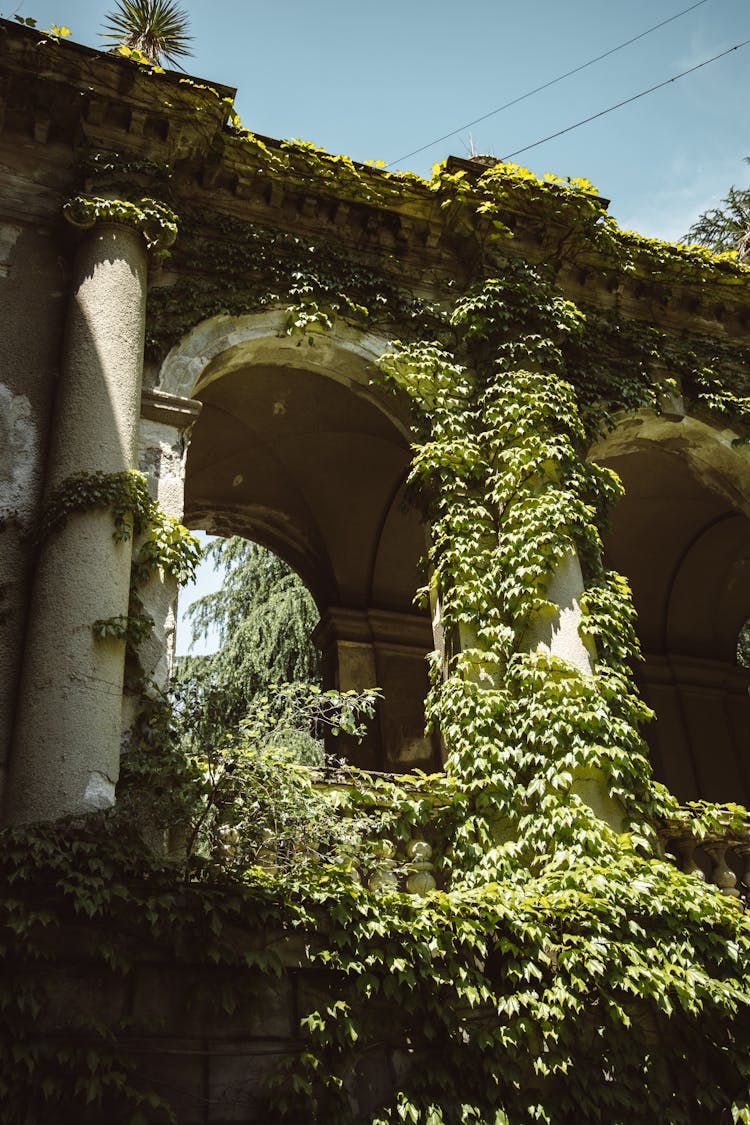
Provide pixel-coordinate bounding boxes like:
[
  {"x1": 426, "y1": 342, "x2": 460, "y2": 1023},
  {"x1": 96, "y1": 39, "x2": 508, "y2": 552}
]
[
  {"x1": 179, "y1": 353, "x2": 439, "y2": 773},
  {"x1": 597, "y1": 433, "x2": 750, "y2": 805},
  {"x1": 176, "y1": 533, "x2": 333, "y2": 765}
]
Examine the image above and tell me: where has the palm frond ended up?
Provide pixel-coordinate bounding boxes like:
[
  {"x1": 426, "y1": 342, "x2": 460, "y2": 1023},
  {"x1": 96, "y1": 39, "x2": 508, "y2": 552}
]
[{"x1": 101, "y1": 0, "x2": 193, "y2": 68}]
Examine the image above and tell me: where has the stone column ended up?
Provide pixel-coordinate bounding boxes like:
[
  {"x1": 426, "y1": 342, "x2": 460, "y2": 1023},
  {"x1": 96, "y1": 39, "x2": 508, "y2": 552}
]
[
  {"x1": 368, "y1": 610, "x2": 439, "y2": 771},
  {"x1": 314, "y1": 608, "x2": 382, "y2": 770},
  {"x1": 119, "y1": 391, "x2": 201, "y2": 747},
  {"x1": 5, "y1": 221, "x2": 148, "y2": 824},
  {"x1": 136, "y1": 393, "x2": 201, "y2": 689},
  {"x1": 521, "y1": 549, "x2": 625, "y2": 831},
  {"x1": 520, "y1": 549, "x2": 596, "y2": 675}
]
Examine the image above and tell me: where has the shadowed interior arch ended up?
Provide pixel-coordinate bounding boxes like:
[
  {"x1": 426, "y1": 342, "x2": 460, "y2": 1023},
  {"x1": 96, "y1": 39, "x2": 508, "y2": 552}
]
[
  {"x1": 182, "y1": 357, "x2": 437, "y2": 772},
  {"x1": 597, "y1": 435, "x2": 750, "y2": 805}
]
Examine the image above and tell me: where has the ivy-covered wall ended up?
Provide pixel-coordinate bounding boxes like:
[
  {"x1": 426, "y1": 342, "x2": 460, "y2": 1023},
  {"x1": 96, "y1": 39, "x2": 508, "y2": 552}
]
[{"x1": 2, "y1": 18, "x2": 750, "y2": 1125}]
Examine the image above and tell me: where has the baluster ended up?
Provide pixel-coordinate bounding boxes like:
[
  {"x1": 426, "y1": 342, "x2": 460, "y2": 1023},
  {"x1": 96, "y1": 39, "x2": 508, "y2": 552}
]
[
  {"x1": 368, "y1": 838, "x2": 399, "y2": 893},
  {"x1": 674, "y1": 838, "x2": 705, "y2": 880},
  {"x1": 405, "y1": 839, "x2": 436, "y2": 896},
  {"x1": 704, "y1": 842, "x2": 741, "y2": 899},
  {"x1": 654, "y1": 831, "x2": 669, "y2": 861},
  {"x1": 733, "y1": 845, "x2": 750, "y2": 899}
]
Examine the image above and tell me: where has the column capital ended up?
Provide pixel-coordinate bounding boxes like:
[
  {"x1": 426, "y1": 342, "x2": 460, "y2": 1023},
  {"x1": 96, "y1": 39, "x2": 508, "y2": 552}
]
[{"x1": 62, "y1": 193, "x2": 178, "y2": 256}]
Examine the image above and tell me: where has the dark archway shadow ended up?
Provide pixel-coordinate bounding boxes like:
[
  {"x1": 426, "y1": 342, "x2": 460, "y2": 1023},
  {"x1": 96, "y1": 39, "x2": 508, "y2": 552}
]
[
  {"x1": 594, "y1": 418, "x2": 750, "y2": 806},
  {"x1": 180, "y1": 355, "x2": 438, "y2": 773}
]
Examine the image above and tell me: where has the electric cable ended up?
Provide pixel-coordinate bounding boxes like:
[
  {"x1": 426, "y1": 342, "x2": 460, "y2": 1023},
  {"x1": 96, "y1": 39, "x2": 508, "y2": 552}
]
[
  {"x1": 386, "y1": 0, "x2": 709, "y2": 168},
  {"x1": 501, "y1": 36, "x2": 750, "y2": 161}
]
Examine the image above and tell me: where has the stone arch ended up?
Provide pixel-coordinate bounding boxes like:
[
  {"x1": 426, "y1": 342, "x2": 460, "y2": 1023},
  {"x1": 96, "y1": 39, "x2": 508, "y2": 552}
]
[
  {"x1": 156, "y1": 311, "x2": 438, "y2": 772},
  {"x1": 591, "y1": 410, "x2": 750, "y2": 805},
  {"x1": 156, "y1": 310, "x2": 407, "y2": 428}
]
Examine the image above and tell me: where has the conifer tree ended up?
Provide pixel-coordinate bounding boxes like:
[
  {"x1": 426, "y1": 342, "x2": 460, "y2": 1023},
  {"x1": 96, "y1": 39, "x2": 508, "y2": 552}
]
[
  {"x1": 685, "y1": 159, "x2": 750, "y2": 254},
  {"x1": 174, "y1": 537, "x2": 322, "y2": 756}
]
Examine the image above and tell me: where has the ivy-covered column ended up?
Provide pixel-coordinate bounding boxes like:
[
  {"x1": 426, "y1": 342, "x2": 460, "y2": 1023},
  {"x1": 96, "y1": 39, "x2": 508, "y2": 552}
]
[
  {"x1": 520, "y1": 549, "x2": 626, "y2": 830},
  {"x1": 380, "y1": 263, "x2": 657, "y2": 883},
  {"x1": 5, "y1": 199, "x2": 175, "y2": 824},
  {"x1": 119, "y1": 392, "x2": 201, "y2": 763},
  {"x1": 520, "y1": 550, "x2": 595, "y2": 675}
]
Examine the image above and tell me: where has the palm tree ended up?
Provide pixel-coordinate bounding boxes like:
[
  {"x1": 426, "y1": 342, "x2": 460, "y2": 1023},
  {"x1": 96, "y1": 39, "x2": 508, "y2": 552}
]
[{"x1": 100, "y1": 0, "x2": 193, "y2": 69}]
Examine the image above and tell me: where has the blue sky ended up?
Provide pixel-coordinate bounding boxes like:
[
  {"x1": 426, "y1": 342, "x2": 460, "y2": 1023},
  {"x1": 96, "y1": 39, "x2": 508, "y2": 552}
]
[{"x1": 7, "y1": 0, "x2": 747, "y2": 651}]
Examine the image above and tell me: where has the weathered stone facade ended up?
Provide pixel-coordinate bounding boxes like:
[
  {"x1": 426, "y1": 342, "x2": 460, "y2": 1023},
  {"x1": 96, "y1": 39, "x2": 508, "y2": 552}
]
[
  {"x1": 2, "y1": 17, "x2": 750, "y2": 822},
  {"x1": 17, "y1": 910, "x2": 396, "y2": 1123},
  {"x1": 3, "y1": 20, "x2": 750, "y2": 1121}
]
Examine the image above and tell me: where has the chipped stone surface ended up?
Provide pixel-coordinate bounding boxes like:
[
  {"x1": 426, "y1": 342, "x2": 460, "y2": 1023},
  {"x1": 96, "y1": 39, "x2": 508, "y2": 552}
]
[
  {"x1": 134, "y1": 418, "x2": 187, "y2": 692},
  {"x1": 0, "y1": 384, "x2": 39, "y2": 525},
  {"x1": 83, "y1": 770, "x2": 116, "y2": 811},
  {"x1": 0, "y1": 385, "x2": 41, "y2": 790},
  {"x1": 0, "y1": 221, "x2": 21, "y2": 278},
  {"x1": 138, "y1": 419, "x2": 187, "y2": 516}
]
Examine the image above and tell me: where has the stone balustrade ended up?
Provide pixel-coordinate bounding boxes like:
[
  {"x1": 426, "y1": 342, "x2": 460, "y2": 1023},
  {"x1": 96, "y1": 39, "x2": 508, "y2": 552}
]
[
  {"x1": 222, "y1": 779, "x2": 750, "y2": 905},
  {"x1": 315, "y1": 770, "x2": 445, "y2": 896},
  {"x1": 659, "y1": 811, "x2": 750, "y2": 905},
  {"x1": 350, "y1": 835, "x2": 439, "y2": 896}
]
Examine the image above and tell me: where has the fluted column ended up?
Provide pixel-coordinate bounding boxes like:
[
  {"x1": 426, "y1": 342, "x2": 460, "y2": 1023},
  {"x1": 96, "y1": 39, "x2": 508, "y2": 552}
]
[{"x1": 5, "y1": 219, "x2": 148, "y2": 823}]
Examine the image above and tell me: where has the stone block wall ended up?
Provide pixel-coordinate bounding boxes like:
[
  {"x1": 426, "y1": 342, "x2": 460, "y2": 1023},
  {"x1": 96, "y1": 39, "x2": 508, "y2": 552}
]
[
  {"x1": 12, "y1": 918, "x2": 397, "y2": 1123},
  {"x1": 0, "y1": 214, "x2": 68, "y2": 808}
]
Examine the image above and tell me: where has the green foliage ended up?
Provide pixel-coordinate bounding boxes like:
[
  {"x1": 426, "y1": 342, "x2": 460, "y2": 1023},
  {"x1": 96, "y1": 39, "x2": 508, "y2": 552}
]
[
  {"x1": 41, "y1": 468, "x2": 200, "y2": 584},
  {"x1": 41, "y1": 469, "x2": 152, "y2": 542},
  {"x1": 175, "y1": 537, "x2": 322, "y2": 750},
  {"x1": 685, "y1": 160, "x2": 750, "y2": 253},
  {"x1": 12, "y1": 14, "x2": 70, "y2": 41},
  {"x1": 100, "y1": 0, "x2": 192, "y2": 68},
  {"x1": 738, "y1": 620, "x2": 750, "y2": 669},
  {"x1": 7, "y1": 126, "x2": 750, "y2": 1122},
  {"x1": 186, "y1": 539, "x2": 318, "y2": 674},
  {"x1": 175, "y1": 683, "x2": 382, "y2": 877},
  {"x1": 366, "y1": 260, "x2": 750, "y2": 1121},
  {"x1": 92, "y1": 611, "x2": 154, "y2": 646},
  {"x1": 135, "y1": 508, "x2": 202, "y2": 586},
  {"x1": 3, "y1": 813, "x2": 750, "y2": 1125},
  {"x1": 63, "y1": 194, "x2": 178, "y2": 255},
  {"x1": 39, "y1": 467, "x2": 200, "y2": 778},
  {"x1": 146, "y1": 205, "x2": 445, "y2": 360}
]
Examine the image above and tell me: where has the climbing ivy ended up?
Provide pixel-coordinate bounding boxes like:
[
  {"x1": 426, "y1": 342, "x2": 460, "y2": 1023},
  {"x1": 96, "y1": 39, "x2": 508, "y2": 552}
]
[
  {"x1": 145, "y1": 204, "x2": 446, "y2": 360},
  {"x1": 5, "y1": 30, "x2": 750, "y2": 1118},
  {"x1": 63, "y1": 194, "x2": 178, "y2": 255},
  {"x1": 39, "y1": 469, "x2": 153, "y2": 542},
  {"x1": 8, "y1": 252, "x2": 750, "y2": 1123},
  {"x1": 39, "y1": 467, "x2": 199, "y2": 690},
  {"x1": 40, "y1": 468, "x2": 199, "y2": 583}
]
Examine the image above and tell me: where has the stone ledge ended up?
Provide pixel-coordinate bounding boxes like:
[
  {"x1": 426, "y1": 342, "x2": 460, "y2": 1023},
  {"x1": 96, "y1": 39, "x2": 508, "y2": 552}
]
[{"x1": 140, "y1": 387, "x2": 202, "y2": 429}]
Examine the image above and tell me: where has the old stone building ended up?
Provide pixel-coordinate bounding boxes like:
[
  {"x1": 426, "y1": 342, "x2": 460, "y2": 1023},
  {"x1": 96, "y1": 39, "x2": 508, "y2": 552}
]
[{"x1": 2, "y1": 17, "x2": 750, "y2": 1123}]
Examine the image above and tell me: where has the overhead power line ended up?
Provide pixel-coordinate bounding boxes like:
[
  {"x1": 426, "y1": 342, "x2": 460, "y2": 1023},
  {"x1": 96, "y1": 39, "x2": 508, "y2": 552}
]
[
  {"x1": 386, "y1": 0, "x2": 709, "y2": 168},
  {"x1": 501, "y1": 36, "x2": 750, "y2": 161}
]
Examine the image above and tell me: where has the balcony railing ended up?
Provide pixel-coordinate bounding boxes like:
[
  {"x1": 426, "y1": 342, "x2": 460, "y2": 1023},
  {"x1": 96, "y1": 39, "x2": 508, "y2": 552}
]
[
  {"x1": 658, "y1": 810, "x2": 750, "y2": 906},
  {"x1": 315, "y1": 771, "x2": 750, "y2": 905},
  {"x1": 314, "y1": 767, "x2": 449, "y2": 896}
]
